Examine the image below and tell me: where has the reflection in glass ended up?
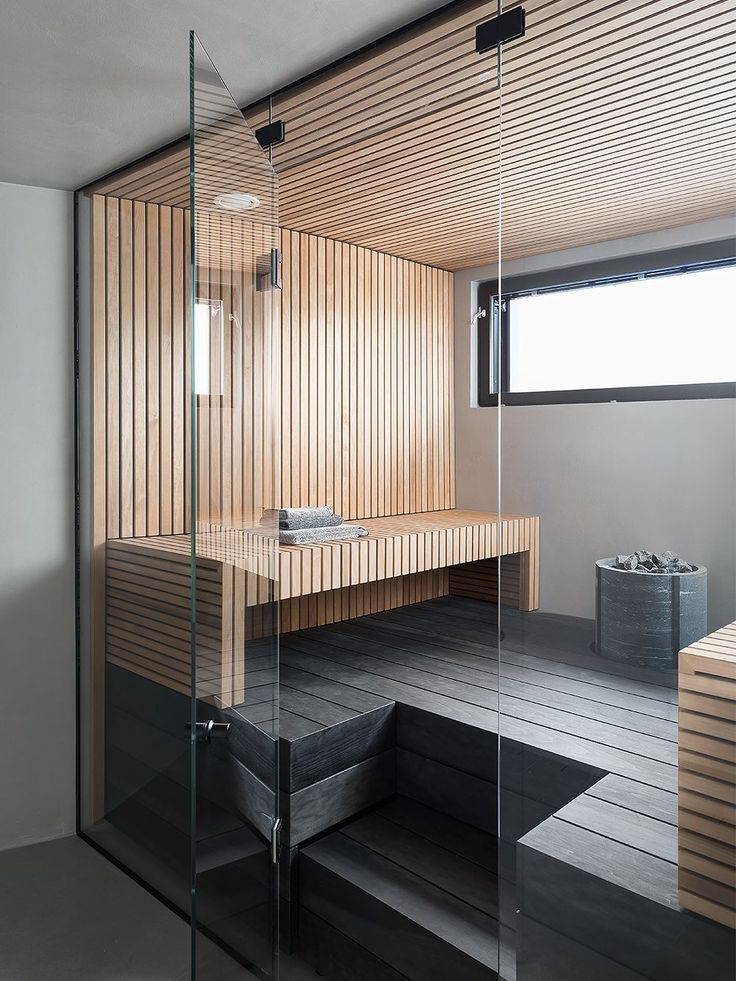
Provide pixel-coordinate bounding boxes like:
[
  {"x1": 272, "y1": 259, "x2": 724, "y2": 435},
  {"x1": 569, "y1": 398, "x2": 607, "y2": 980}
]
[{"x1": 190, "y1": 30, "x2": 280, "y2": 981}]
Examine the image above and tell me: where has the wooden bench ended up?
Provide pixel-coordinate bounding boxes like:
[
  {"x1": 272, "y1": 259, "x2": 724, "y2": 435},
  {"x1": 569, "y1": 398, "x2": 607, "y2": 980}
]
[
  {"x1": 104, "y1": 509, "x2": 540, "y2": 702},
  {"x1": 279, "y1": 510, "x2": 539, "y2": 611},
  {"x1": 678, "y1": 621, "x2": 736, "y2": 929}
]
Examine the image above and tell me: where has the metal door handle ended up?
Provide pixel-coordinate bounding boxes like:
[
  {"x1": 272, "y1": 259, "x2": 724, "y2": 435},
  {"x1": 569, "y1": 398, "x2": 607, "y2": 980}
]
[{"x1": 185, "y1": 720, "x2": 230, "y2": 743}]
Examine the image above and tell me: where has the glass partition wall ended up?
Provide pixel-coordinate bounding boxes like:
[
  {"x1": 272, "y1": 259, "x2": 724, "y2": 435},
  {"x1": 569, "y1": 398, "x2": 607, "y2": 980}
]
[
  {"x1": 494, "y1": 3, "x2": 736, "y2": 980},
  {"x1": 77, "y1": 5, "x2": 735, "y2": 980},
  {"x1": 77, "y1": 33, "x2": 280, "y2": 981},
  {"x1": 190, "y1": 33, "x2": 280, "y2": 978}
]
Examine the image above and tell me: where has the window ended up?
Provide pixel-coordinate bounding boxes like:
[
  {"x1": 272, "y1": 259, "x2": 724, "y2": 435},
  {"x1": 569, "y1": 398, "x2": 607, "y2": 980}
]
[
  {"x1": 477, "y1": 241, "x2": 736, "y2": 406},
  {"x1": 194, "y1": 299, "x2": 224, "y2": 397}
]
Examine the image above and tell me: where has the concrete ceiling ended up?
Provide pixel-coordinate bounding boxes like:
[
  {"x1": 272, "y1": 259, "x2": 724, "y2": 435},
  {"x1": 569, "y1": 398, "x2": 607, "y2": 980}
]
[{"x1": 0, "y1": 0, "x2": 449, "y2": 191}]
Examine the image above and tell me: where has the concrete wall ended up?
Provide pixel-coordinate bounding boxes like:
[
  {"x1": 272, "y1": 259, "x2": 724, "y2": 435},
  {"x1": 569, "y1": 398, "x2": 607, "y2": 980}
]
[
  {"x1": 455, "y1": 217, "x2": 736, "y2": 629},
  {"x1": 0, "y1": 181, "x2": 75, "y2": 850}
]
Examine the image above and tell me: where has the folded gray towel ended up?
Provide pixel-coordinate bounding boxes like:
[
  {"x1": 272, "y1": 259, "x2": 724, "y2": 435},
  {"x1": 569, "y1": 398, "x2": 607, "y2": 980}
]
[
  {"x1": 262, "y1": 506, "x2": 334, "y2": 526},
  {"x1": 280, "y1": 506, "x2": 333, "y2": 521},
  {"x1": 280, "y1": 512, "x2": 344, "y2": 531},
  {"x1": 279, "y1": 524, "x2": 369, "y2": 546}
]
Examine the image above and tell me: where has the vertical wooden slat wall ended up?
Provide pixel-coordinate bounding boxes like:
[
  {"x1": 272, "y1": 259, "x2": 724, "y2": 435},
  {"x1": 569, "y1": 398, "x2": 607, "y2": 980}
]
[
  {"x1": 279, "y1": 229, "x2": 455, "y2": 519},
  {"x1": 93, "y1": 195, "x2": 191, "y2": 541},
  {"x1": 92, "y1": 201, "x2": 456, "y2": 541}
]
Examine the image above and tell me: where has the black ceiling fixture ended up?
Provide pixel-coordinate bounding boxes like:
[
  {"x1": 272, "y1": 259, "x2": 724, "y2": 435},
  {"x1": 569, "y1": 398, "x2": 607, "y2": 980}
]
[
  {"x1": 255, "y1": 120, "x2": 286, "y2": 150},
  {"x1": 475, "y1": 6, "x2": 526, "y2": 54}
]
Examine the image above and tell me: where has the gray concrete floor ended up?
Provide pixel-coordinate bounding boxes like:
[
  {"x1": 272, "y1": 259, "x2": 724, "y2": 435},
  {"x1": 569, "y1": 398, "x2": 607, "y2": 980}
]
[{"x1": 0, "y1": 836, "x2": 320, "y2": 981}]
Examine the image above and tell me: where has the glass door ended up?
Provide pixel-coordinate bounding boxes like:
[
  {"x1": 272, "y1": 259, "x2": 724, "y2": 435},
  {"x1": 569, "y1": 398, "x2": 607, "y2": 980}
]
[
  {"x1": 495, "y1": 3, "x2": 736, "y2": 980},
  {"x1": 190, "y1": 32, "x2": 280, "y2": 980}
]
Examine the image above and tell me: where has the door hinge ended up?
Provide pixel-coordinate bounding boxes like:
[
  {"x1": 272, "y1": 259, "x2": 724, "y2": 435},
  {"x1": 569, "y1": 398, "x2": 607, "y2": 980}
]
[
  {"x1": 271, "y1": 817, "x2": 282, "y2": 865},
  {"x1": 256, "y1": 248, "x2": 282, "y2": 292},
  {"x1": 476, "y1": 7, "x2": 526, "y2": 54},
  {"x1": 255, "y1": 120, "x2": 286, "y2": 150}
]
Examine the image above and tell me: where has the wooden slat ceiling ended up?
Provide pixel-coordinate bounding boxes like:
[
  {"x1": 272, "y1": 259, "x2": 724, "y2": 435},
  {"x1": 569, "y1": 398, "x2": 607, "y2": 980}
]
[{"x1": 85, "y1": 0, "x2": 736, "y2": 270}]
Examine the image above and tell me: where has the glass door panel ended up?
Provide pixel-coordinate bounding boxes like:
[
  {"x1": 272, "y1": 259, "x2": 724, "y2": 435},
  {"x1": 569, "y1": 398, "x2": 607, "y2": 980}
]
[
  {"x1": 496, "y1": 4, "x2": 736, "y2": 981},
  {"x1": 190, "y1": 32, "x2": 280, "y2": 980}
]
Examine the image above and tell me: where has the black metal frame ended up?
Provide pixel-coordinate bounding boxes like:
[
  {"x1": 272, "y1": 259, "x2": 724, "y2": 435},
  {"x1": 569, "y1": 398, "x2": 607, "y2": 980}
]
[
  {"x1": 475, "y1": 6, "x2": 526, "y2": 53},
  {"x1": 255, "y1": 119, "x2": 286, "y2": 150},
  {"x1": 476, "y1": 239, "x2": 736, "y2": 407}
]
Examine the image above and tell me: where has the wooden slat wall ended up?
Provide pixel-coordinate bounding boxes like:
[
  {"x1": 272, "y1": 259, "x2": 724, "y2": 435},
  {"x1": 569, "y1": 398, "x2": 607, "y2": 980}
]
[
  {"x1": 92, "y1": 195, "x2": 191, "y2": 540},
  {"x1": 91, "y1": 196, "x2": 280, "y2": 541},
  {"x1": 92, "y1": 201, "x2": 455, "y2": 539},
  {"x1": 280, "y1": 229, "x2": 455, "y2": 519},
  {"x1": 450, "y1": 556, "x2": 523, "y2": 607},
  {"x1": 280, "y1": 570, "x2": 449, "y2": 632},
  {"x1": 678, "y1": 624, "x2": 736, "y2": 929},
  {"x1": 192, "y1": 210, "x2": 280, "y2": 530}
]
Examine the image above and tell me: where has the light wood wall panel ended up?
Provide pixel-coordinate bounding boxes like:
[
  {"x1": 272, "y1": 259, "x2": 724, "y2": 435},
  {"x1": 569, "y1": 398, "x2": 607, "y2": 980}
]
[
  {"x1": 280, "y1": 570, "x2": 449, "y2": 632},
  {"x1": 280, "y1": 229, "x2": 454, "y2": 519},
  {"x1": 678, "y1": 624, "x2": 736, "y2": 929},
  {"x1": 92, "y1": 195, "x2": 191, "y2": 541},
  {"x1": 92, "y1": 202, "x2": 455, "y2": 539},
  {"x1": 191, "y1": 209, "x2": 280, "y2": 530}
]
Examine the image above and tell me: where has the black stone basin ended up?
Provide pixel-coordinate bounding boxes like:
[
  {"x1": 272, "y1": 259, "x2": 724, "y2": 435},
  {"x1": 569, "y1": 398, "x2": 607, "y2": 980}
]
[{"x1": 595, "y1": 557, "x2": 707, "y2": 669}]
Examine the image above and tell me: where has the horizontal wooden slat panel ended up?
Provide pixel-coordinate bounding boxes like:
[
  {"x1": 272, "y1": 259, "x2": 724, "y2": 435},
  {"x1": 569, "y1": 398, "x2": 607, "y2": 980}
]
[
  {"x1": 449, "y1": 555, "x2": 522, "y2": 607},
  {"x1": 680, "y1": 710, "x2": 736, "y2": 743},
  {"x1": 678, "y1": 624, "x2": 736, "y2": 929}
]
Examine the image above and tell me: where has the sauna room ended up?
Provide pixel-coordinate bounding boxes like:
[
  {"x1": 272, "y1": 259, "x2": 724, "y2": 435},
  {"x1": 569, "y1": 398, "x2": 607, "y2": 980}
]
[{"x1": 75, "y1": 2, "x2": 735, "y2": 980}]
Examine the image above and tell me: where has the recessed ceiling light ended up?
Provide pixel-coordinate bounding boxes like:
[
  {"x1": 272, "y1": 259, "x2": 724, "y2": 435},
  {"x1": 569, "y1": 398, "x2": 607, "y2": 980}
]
[{"x1": 213, "y1": 192, "x2": 260, "y2": 211}]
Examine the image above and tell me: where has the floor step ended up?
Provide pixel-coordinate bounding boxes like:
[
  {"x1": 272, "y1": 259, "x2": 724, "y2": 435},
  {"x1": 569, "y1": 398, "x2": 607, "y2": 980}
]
[{"x1": 299, "y1": 796, "x2": 512, "y2": 981}]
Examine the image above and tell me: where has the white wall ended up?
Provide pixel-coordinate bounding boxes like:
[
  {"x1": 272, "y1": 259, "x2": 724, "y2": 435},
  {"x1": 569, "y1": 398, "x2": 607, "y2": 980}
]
[
  {"x1": 0, "y1": 182, "x2": 75, "y2": 850},
  {"x1": 455, "y1": 217, "x2": 736, "y2": 629}
]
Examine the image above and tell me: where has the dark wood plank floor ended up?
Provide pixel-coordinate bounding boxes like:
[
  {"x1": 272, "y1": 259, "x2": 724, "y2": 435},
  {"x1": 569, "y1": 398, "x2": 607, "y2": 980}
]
[
  {"x1": 301, "y1": 795, "x2": 513, "y2": 981},
  {"x1": 281, "y1": 598, "x2": 677, "y2": 784},
  {"x1": 279, "y1": 596, "x2": 681, "y2": 911}
]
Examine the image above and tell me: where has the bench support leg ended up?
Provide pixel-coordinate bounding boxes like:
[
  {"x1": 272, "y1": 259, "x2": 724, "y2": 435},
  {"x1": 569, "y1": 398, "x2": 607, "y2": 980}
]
[{"x1": 518, "y1": 518, "x2": 540, "y2": 612}]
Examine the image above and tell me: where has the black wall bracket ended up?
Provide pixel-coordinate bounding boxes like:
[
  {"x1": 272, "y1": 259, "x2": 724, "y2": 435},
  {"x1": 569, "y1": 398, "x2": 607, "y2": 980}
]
[
  {"x1": 255, "y1": 120, "x2": 286, "y2": 150},
  {"x1": 256, "y1": 248, "x2": 282, "y2": 292},
  {"x1": 476, "y1": 7, "x2": 526, "y2": 54}
]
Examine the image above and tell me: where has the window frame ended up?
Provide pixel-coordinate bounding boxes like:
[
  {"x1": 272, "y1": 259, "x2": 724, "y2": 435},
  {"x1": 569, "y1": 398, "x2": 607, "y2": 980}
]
[{"x1": 476, "y1": 239, "x2": 736, "y2": 407}]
